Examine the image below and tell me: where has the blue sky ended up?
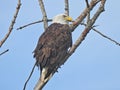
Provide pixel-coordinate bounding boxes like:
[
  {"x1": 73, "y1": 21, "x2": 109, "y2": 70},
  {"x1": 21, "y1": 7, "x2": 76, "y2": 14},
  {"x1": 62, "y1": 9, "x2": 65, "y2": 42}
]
[{"x1": 0, "y1": 0, "x2": 120, "y2": 90}]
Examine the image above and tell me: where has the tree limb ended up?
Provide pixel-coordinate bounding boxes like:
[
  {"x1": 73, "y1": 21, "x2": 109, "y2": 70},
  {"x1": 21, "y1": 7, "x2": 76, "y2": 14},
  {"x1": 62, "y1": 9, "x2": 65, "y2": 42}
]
[
  {"x1": 17, "y1": 0, "x2": 69, "y2": 30},
  {"x1": 17, "y1": 19, "x2": 52, "y2": 30},
  {"x1": 93, "y1": 28, "x2": 120, "y2": 46},
  {"x1": 38, "y1": 0, "x2": 48, "y2": 30},
  {"x1": 23, "y1": 62, "x2": 37, "y2": 90},
  {"x1": 63, "y1": 0, "x2": 106, "y2": 70},
  {"x1": 85, "y1": 0, "x2": 90, "y2": 24},
  {"x1": 64, "y1": 0, "x2": 69, "y2": 16},
  {"x1": 71, "y1": 0, "x2": 101, "y2": 31},
  {"x1": 0, "y1": 0, "x2": 21, "y2": 47},
  {"x1": 85, "y1": 0, "x2": 90, "y2": 8},
  {"x1": 80, "y1": 22, "x2": 120, "y2": 46}
]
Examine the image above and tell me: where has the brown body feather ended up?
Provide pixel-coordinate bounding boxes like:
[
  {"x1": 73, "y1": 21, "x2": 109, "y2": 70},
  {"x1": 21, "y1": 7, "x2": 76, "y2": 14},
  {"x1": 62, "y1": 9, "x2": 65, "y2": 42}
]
[{"x1": 33, "y1": 23, "x2": 72, "y2": 78}]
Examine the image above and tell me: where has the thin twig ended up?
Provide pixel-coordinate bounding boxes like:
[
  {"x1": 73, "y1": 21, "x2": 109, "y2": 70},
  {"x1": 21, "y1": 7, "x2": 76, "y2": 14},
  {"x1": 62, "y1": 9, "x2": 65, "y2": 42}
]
[
  {"x1": 85, "y1": 0, "x2": 89, "y2": 8},
  {"x1": 23, "y1": 62, "x2": 37, "y2": 90},
  {"x1": 85, "y1": 0, "x2": 90, "y2": 24},
  {"x1": 81, "y1": 23, "x2": 120, "y2": 46},
  {"x1": 17, "y1": 20, "x2": 43, "y2": 30},
  {"x1": 38, "y1": 0, "x2": 48, "y2": 30},
  {"x1": 0, "y1": 49, "x2": 9, "y2": 56},
  {"x1": 93, "y1": 28, "x2": 120, "y2": 46},
  {"x1": 0, "y1": 0, "x2": 21, "y2": 47},
  {"x1": 64, "y1": 0, "x2": 69, "y2": 16},
  {"x1": 17, "y1": 19, "x2": 52, "y2": 30}
]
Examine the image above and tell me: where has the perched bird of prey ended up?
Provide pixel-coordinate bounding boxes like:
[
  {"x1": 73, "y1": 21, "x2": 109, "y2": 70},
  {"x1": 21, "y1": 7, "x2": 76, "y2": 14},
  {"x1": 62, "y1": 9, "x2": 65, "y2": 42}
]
[{"x1": 33, "y1": 14, "x2": 73, "y2": 90}]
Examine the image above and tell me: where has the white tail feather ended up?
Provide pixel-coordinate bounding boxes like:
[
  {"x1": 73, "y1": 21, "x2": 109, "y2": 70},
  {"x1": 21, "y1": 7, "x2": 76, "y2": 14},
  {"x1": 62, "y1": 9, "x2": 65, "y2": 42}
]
[{"x1": 34, "y1": 68, "x2": 53, "y2": 90}]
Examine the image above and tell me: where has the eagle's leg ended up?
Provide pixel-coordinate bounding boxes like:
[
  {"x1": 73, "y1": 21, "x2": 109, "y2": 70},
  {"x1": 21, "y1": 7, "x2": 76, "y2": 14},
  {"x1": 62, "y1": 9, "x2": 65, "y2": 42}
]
[{"x1": 34, "y1": 68, "x2": 53, "y2": 90}]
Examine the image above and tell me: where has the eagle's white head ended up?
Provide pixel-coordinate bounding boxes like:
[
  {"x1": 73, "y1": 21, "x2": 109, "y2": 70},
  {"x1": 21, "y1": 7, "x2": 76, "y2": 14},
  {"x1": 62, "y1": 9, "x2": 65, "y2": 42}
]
[{"x1": 52, "y1": 14, "x2": 73, "y2": 24}]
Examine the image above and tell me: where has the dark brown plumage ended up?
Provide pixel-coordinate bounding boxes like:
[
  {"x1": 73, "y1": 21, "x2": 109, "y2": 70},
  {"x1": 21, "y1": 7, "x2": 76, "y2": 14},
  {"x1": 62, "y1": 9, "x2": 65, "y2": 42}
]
[
  {"x1": 33, "y1": 23, "x2": 72, "y2": 78},
  {"x1": 33, "y1": 14, "x2": 73, "y2": 90}
]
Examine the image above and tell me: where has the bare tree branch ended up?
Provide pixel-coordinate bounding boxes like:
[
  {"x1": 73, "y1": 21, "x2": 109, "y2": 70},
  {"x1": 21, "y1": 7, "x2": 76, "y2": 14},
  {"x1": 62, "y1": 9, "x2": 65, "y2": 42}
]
[
  {"x1": 17, "y1": 20, "x2": 43, "y2": 30},
  {"x1": 85, "y1": 0, "x2": 90, "y2": 24},
  {"x1": 71, "y1": 0, "x2": 101, "y2": 31},
  {"x1": 0, "y1": 49, "x2": 9, "y2": 56},
  {"x1": 34, "y1": 74, "x2": 51, "y2": 90},
  {"x1": 23, "y1": 62, "x2": 37, "y2": 90},
  {"x1": 38, "y1": 0, "x2": 48, "y2": 30},
  {"x1": 85, "y1": 0, "x2": 89, "y2": 8},
  {"x1": 81, "y1": 23, "x2": 120, "y2": 46},
  {"x1": 63, "y1": 0, "x2": 106, "y2": 71},
  {"x1": 17, "y1": 19, "x2": 52, "y2": 30},
  {"x1": 93, "y1": 28, "x2": 120, "y2": 46},
  {"x1": 0, "y1": 0, "x2": 21, "y2": 47},
  {"x1": 64, "y1": 0, "x2": 69, "y2": 16}
]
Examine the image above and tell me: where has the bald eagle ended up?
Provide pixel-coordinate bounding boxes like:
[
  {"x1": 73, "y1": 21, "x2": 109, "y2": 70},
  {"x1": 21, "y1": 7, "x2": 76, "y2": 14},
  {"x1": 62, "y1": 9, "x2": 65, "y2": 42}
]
[{"x1": 33, "y1": 14, "x2": 73, "y2": 89}]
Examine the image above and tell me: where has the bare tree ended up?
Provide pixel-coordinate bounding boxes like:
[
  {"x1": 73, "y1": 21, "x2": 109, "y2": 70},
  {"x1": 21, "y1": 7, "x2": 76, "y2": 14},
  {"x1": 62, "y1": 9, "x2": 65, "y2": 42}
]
[
  {"x1": 28, "y1": 0, "x2": 108, "y2": 90},
  {"x1": 1, "y1": 0, "x2": 120, "y2": 90}
]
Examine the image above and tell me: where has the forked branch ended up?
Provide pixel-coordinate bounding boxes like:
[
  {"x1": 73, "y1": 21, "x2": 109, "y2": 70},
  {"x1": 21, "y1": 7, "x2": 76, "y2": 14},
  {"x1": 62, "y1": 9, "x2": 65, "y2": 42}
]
[
  {"x1": 63, "y1": 0, "x2": 106, "y2": 70},
  {"x1": 71, "y1": 0, "x2": 101, "y2": 31}
]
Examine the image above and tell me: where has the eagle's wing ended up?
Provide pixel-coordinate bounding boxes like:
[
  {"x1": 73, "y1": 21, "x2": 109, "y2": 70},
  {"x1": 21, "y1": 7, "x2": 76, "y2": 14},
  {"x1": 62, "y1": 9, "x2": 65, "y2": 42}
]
[{"x1": 33, "y1": 23, "x2": 72, "y2": 78}]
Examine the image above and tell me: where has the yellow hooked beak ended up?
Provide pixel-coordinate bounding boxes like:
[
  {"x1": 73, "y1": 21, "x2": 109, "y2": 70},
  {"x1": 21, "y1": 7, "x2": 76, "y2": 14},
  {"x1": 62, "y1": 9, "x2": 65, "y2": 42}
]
[{"x1": 65, "y1": 16, "x2": 73, "y2": 22}]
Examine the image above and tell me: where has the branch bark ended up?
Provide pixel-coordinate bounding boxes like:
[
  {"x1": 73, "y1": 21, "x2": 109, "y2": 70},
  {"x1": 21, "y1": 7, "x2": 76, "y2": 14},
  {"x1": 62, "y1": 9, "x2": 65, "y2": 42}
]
[
  {"x1": 0, "y1": 0, "x2": 21, "y2": 47},
  {"x1": 71, "y1": 0, "x2": 101, "y2": 31},
  {"x1": 80, "y1": 22, "x2": 120, "y2": 46},
  {"x1": 38, "y1": 0, "x2": 48, "y2": 30},
  {"x1": 17, "y1": 19, "x2": 52, "y2": 30},
  {"x1": 64, "y1": 0, "x2": 69, "y2": 16}
]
